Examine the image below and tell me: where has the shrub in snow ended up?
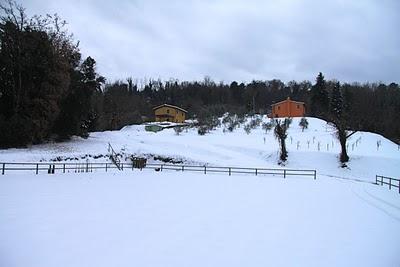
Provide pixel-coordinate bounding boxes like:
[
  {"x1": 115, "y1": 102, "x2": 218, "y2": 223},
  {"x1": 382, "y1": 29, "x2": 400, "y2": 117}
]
[
  {"x1": 299, "y1": 117, "x2": 309, "y2": 132},
  {"x1": 249, "y1": 118, "x2": 261, "y2": 129},
  {"x1": 174, "y1": 126, "x2": 183, "y2": 135},
  {"x1": 262, "y1": 122, "x2": 273, "y2": 133},
  {"x1": 197, "y1": 126, "x2": 208, "y2": 135},
  {"x1": 222, "y1": 114, "x2": 240, "y2": 132},
  {"x1": 244, "y1": 124, "x2": 251, "y2": 134}
]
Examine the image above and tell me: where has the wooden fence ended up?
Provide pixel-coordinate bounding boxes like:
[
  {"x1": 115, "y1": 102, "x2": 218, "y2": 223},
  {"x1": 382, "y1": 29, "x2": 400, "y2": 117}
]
[
  {"x1": 0, "y1": 162, "x2": 317, "y2": 180},
  {"x1": 376, "y1": 175, "x2": 400, "y2": 194}
]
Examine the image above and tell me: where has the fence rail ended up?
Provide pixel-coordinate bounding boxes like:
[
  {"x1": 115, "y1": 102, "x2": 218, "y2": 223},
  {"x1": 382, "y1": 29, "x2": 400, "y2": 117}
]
[
  {"x1": 0, "y1": 162, "x2": 317, "y2": 179},
  {"x1": 376, "y1": 175, "x2": 400, "y2": 193},
  {"x1": 108, "y1": 143, "x2": 121, "y2": 170}
]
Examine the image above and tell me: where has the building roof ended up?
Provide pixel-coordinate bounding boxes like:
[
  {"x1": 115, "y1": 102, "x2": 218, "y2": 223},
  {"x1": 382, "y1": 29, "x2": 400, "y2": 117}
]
[
  {"x1": 153, "y1": 104, "x2": 188, "y2": 113},
  {"x1": 271, "y1": 97, "x2": 305, "y2": 106}
]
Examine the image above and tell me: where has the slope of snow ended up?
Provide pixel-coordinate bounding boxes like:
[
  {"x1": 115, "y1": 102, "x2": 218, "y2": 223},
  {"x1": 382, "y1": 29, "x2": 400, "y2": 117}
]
[
  {"x1": 0, "y1": 117, "x2": 399, "y2": 182},
  {"x1": 0, "y1": 171, "x2": 399, "y2": 267}
]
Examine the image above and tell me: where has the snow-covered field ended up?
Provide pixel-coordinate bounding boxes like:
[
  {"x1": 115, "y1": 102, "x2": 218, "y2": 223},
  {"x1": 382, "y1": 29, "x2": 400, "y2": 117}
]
[
  {"x1": 1, "y1": 171, "x2": 399, "y2": 267},
  {"x1": 0, "y1": 117, "x2": 399, "y2": 181},
  {"x1": 0, "y1": 116, "x2": 399, "y2": 267}
]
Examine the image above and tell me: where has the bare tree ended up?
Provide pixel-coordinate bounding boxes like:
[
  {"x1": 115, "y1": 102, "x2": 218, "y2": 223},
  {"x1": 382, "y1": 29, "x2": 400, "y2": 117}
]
[{"x1": 274, "y1": 119, "x2": 290, "y2": 163}]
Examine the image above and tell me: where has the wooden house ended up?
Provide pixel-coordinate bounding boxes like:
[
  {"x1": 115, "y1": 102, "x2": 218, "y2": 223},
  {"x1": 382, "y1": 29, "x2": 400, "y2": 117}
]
[
  {"x1": 153, "y1": 104, "x2": 187, "y2": 123},
  {"x1": 270, "y1": 97, "x2": 305, "y2": 118}
]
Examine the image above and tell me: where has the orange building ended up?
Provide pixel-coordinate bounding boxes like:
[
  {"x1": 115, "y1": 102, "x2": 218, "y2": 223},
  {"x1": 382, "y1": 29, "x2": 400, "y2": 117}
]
[{"x1": 270, "y1": 97, "x2": 305, "y2": 118}]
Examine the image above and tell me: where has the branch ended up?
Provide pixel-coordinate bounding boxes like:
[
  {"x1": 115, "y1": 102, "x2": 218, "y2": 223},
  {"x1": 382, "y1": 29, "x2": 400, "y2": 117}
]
[{"x1": 346, "y1": 131, "x2": 357, "y2": 139}]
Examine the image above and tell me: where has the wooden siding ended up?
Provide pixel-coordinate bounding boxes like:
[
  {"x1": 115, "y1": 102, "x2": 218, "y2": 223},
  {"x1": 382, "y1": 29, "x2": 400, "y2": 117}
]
[
  {"x1": 154, "y1": 106, "x2": 186, "y2": 123},
  {"x1": 271, "y1": 98, "x2": 305, "y2": 118}
]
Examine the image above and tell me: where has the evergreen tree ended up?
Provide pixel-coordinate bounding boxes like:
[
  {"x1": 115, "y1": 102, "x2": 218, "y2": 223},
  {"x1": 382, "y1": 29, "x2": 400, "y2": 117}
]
[
  {"x1": 330, "y1": 82, "x2": 343, "y2": 119},
  {"x1": 310, "y1": 72, "x2": 329, "y2": 117}
]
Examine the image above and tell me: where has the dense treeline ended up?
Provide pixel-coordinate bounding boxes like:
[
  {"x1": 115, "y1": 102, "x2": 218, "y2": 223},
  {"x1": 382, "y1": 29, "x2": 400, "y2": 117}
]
[
  {"x1": 0, "y1": 1, "x2": 399, "y2": 148},
  {"x1": 94, "y1": 76, "x2": 399, "y2": 145},
  {"x1": 0, "y1": 1, "x2": 104, "y2": 147}
]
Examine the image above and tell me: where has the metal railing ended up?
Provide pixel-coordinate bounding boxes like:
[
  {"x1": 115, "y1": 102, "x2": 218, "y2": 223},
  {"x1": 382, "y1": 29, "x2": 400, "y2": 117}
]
[
  {"x1": 108, "y1": 143, "x2": 121, "y2": 170},
  {"x1": 145, "y1": 163, "x2": 316, "y2": 179},
  {"x1": 376, "y1": 175, "x2": 400, "y2": 193},
  {"x1": 0, "y1": 161, "x2": 317, "y2": 179}
]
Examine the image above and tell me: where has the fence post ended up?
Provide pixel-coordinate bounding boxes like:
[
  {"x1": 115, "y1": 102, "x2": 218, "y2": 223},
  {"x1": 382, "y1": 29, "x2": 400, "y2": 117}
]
[
  {"x1": 63, "y1": 164, "x2": 65, "y2": 173},
  {"x1": 381, "y1": 176, "x2": 383, "y2": 186},
  {"x1": 375, "y1": 175, "x2": 377, "y2": 184},
  {"x1": 36, "y1": 164, "x2": 39, "y2": 175},
  {"x1": 121, "y1": 163, "x2": 123, "y2": 171},
  {"x1": 161, "y1": 164, "x2": 163, "y2": 171},
  {"x1": 314, "y1": 170, "x2": 317, "y2": 180},
  {"x1": 389, "y1": 178, "x2": 391, "y2": 190},
  {"x1": 182, "y1": 166, "x2": 184, "y2": 172},
  {"x1": 105, "y1": 163, "x2": 108, "y2": 172},
  {"x1": 284, "y1": 169, "x2": 286, "y2": 179},
  {"x1": 255, "y1": 168, "x2": 258, "y2": 176},
  {"x1": 229, "y1": 168, "x2": 231, "y2": 176},
  {"x1": 2, "y1": 163, "x2": 4, "y2": 175},
  {"x1": 204, "y1": 166, "x2": 206, "y2": 174}
]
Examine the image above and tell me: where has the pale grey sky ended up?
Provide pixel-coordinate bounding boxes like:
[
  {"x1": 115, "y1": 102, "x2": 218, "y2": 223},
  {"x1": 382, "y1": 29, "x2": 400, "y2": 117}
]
[{"x1": 24, "y1": 0, "x2": 400, "y2": 83}]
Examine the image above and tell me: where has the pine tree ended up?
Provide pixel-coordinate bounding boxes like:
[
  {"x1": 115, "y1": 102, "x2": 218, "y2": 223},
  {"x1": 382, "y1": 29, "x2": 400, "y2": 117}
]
[
  {"x1": 310, "y1": 72, "x2": 329, "y2": 117},
  {"x1": 330, "y1": 82, "x2": 343, "y2": 119}
]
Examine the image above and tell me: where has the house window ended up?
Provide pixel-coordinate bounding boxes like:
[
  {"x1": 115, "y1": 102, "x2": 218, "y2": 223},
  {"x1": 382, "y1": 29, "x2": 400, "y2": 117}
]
[
  {"x1": 167, "y1": 109, "x2": 169, "y2": 114},
  {"x1": 278, "y1": 106, "x2": 280, "y2": 110},
  {"x1": 297, "y1": 105, "x2": 300, "y2": 109}
]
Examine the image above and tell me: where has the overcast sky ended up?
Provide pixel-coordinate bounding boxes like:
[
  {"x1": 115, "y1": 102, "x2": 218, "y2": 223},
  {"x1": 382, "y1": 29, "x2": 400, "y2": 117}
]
[{"x1": 24, "y1": 0, "x2": 399, "y2": 83}]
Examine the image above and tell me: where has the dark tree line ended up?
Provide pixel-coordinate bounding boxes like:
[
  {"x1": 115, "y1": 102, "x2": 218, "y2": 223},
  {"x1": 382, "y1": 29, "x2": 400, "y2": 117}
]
[
  {"x1": 95, "y1": 75, "x2": 399, "y2": 146},
  {"x1": 0, "y1": 1, "x2": 104, "y2": 147},
  {"x1": 1, "y1": 2, "x2": 399, "y2": 150}
]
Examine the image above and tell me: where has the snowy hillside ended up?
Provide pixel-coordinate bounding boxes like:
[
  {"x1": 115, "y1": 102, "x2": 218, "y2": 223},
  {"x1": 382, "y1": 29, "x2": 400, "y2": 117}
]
[
  {"x1": 1, "y1": 116, "x2": 399, "y2": 182},
  {"x1": 0, "y1": 116, "x2": 400, "y2": 267}
]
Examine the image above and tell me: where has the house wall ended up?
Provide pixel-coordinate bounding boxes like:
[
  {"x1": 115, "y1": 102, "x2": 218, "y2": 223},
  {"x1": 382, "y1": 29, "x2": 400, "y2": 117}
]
[
  {"x1": 154, "y1": 106, "x2": 186, "y2": 123},
  {"x1": 272, "y1": 101, "x2": 305, "y2": 118}
]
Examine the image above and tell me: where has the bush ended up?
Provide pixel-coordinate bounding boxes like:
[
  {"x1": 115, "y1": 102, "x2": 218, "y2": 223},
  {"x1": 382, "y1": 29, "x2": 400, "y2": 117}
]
[
  {"x1": 244, "y1": 124, "x2": 251, "y2": 134},
  {"x1": 197, "y1": 126, "x2": 208, "y2": 135},
  {"x1": 174, "y1": 126, "x2": 183, "y2": 135},
  {"x1": 249, "y1": 118, "x2": 261, "y2": 129},
  {"x1": 299, "y1": 117, "x2": 309, "y2": 131},
  {"x1": 262, "y1": 122, "x2": 273, "y2": 133}
]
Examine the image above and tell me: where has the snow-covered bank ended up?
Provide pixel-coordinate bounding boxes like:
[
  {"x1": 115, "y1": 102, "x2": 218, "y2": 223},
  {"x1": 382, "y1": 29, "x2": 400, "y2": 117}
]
[
  {"x1": 0, "y1": 117, "x2": 399, "y2": 182},
  {"x1": 0, "y1": 171, "x2": 399, "y2": 267}
]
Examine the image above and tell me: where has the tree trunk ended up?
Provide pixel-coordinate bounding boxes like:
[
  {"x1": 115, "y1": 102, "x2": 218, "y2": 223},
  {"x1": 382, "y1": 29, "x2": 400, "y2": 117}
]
[
  {"x1": 280, "y1": 138, "x2": 288, "y2": 162},
  {"x1": 338, "y1": 129, "x2": 349, "y2": 163}
]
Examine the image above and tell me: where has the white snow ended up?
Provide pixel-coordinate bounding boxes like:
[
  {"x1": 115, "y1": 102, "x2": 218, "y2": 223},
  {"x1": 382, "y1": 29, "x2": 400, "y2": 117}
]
[
  {"x1": 0, "y1": 116, "x2": 399, "y2": 181},
  {"x1": 0, "y1": 171, "x2": 399, "y2": 267},
  {"x1": 0, "y1": 116, "x2": 399, "y2": 267}
]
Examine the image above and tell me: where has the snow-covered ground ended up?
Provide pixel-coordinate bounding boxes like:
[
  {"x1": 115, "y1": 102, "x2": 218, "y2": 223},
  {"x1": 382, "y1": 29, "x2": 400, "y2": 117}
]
[
  {"x1": 0, "y1": 116, "x2": 399, "y2": 267},
  {"x1": 1, "y1": 171, "x2": 399, "y2": 267},
  {"x1": 1, "y1": 116, "x2": 399, "y2": 182}
]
